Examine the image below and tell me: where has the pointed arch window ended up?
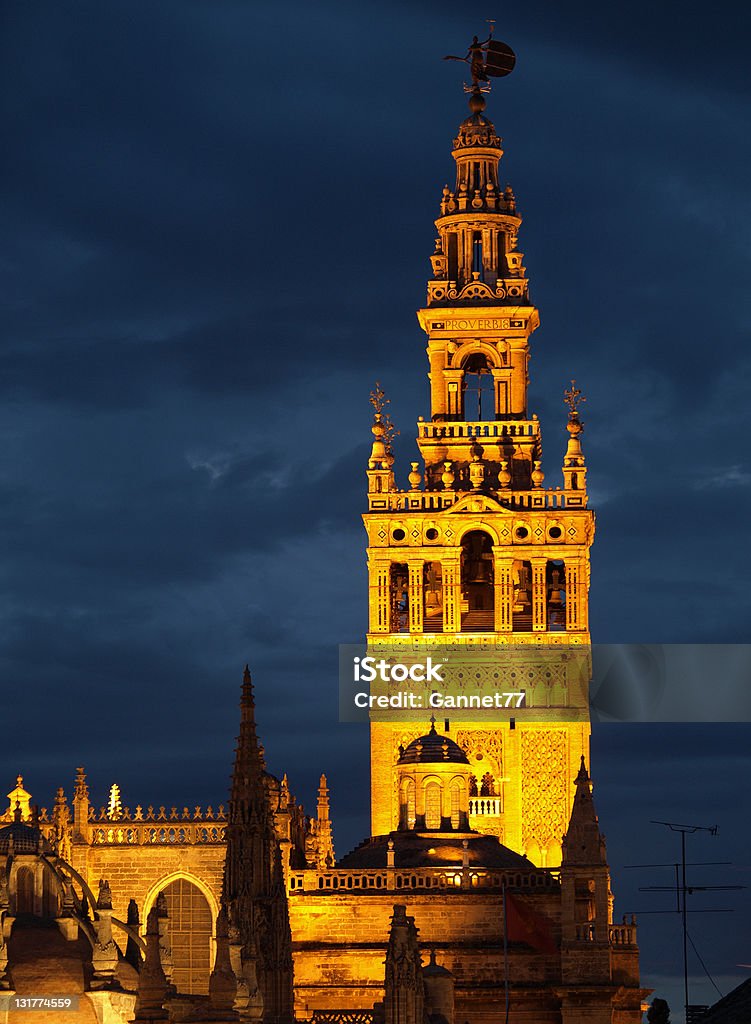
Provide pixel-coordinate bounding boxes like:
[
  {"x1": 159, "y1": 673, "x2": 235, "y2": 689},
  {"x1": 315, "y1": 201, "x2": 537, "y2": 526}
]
[{"x1": 159, "y1": 878, "x2": 213, "y2": 995}]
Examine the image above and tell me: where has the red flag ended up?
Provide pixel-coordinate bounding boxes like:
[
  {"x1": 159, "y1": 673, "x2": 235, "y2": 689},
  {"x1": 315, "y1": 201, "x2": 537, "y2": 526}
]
[{"x1": 504, "y1": 891, "x2": 558, "y2": 954}]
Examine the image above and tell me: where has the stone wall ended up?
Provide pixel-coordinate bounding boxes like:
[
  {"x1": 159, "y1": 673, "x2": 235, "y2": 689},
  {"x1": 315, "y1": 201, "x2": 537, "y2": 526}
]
[{"x1": 289, "y1": 888, "x2": 563, "y2": 1022}]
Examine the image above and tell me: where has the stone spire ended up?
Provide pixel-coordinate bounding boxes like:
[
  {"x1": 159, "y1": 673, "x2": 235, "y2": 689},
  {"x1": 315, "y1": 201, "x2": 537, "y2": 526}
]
[
  {"x1": 73, "y1": 766, "x2": 90, "y2": 841},
  {"x1": 51, "y1": 787, "x2": 72, "y2": 862},
  {"x1": 223, "y1": 666, "x2": 294, "y2": 1024},
  {"x1": 314, "y1": 774, "x2": 335, "y2": 869},
  {"x1": 561, "y1": 756, "x2": 607, "y2": 867},
  {"x1": 367, "y1": 382, "x2": 396, "y2": 496},
  {"x1": 562, "y1": 380, "x2": 588, "y2": 496},
  {"x1": 560, "y1": 758, "x2": 613, "y2": 951},
  {"x1": 384, "y1": 905, "x2": 425, "y2": 1024}
]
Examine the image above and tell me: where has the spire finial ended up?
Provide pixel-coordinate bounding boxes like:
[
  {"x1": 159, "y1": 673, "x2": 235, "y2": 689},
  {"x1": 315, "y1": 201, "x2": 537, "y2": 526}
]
[
  {"x1": 564, "y1": 379, "x2": 586, "y2": 421},
  {"x1": 241, "y1": 664, "x2": 255, "y2": 711}
]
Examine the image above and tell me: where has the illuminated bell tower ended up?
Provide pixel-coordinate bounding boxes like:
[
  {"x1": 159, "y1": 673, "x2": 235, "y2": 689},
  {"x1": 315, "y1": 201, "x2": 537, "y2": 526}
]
[{"x1": 364, "y1": 85, "x2": 595, "y2": 867}]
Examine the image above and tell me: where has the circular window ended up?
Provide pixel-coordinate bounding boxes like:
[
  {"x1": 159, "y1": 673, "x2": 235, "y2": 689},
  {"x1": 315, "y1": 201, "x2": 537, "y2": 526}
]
[
  {"x1": 425, "y1": 528, "x2": 439, "y2": 541},
  {"x1": 549, "y1": 526, "x2": 562, "y2": 539},
  {"x1": 392, "y1": 528, "x2": 406, "y2": 541},
  {"x1": 515, "y1": 526, "x2": 529, "y2": 540}
]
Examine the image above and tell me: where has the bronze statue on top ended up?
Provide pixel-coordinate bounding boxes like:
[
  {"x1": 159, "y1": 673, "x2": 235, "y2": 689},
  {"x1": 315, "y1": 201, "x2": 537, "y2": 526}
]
[{"x1": 444, "y1": 23, "x2": 516, "y2": 89}]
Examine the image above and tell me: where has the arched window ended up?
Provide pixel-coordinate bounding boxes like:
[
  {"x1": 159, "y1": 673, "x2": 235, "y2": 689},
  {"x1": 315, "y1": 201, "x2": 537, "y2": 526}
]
[
  {"x1": 546, "y1": 559, "x2": 566, "y2": 631},
  {"x1": 16, "y1": 866, "x2": 34, "y2": 914},
  {"x1": 512, "y1": 559, "x2": 532, "y2": 632},
  {"x1": 425, "y1": 782, "x2": 441, "y2": 830},
  {"x1": 401, "y1": 779, "x2": 416, "y2": 830},
  {"x1": 159, "y1": 879, "x2": 213, "y2": 995},
  {"x1": 390, "y1": 564, "x2": 409, "y2": 633},
  {"x1": 462, "y1": 354, "x2": 495, "y2": 421},
  {"x1": 461, "y1": 531, "x2": 494, "y2": 632},
  {"x1": 472, "y1": 232, "x2": 484, "y2": 279},
  {"x1": 480, "y1": 772, "x2": 495, "y2": 797},
  {"x1": 423, "y1": 561, "x2": 443, "y2": 632}
]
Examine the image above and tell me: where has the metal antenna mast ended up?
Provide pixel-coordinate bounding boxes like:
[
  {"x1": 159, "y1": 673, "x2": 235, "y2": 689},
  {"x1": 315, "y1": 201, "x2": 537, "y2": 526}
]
[{"x1": 637, "y1": 821, "x2": 744, "y2": 1021}]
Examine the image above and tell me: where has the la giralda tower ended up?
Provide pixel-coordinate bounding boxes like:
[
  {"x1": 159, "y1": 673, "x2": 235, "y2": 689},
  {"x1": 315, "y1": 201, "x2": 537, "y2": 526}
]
[{"x1": 363, "y1": 64, "x2": 594, "y2": 868}]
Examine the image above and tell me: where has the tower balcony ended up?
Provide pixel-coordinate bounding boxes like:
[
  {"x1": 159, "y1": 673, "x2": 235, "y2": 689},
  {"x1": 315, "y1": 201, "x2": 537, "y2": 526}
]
[{"x1": 418, "y1": 419, "x2": 539, "y2": 441}]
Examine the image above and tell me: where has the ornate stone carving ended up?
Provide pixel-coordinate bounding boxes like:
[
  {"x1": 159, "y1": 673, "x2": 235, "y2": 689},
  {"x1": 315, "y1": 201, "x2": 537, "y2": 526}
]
[{"x1": 521, "y1": 731, "x2": 567, "y2": 850}]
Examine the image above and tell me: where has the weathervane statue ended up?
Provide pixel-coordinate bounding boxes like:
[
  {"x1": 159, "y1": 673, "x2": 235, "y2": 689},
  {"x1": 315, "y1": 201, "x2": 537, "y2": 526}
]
[{"x1": 443, "y1": 21, "x2": 516, "y2": 94}]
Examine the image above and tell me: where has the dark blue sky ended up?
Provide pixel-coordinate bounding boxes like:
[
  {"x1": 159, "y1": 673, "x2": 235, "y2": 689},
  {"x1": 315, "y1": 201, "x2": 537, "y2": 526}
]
[{"x1": 2, "y1": 3, "x2": 750, "y2": 1020}]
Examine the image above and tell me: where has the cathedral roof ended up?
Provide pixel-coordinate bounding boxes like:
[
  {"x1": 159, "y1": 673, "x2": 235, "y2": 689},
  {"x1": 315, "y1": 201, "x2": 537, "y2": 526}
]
[
  {"x1": 0, "y1": 821, "x2": 52, "y2": 855},
  {"x1": 337, "y1": 831, "x2": 535, "y2": 871},
  {"x1": 398, "y1": 722, "x2": 469, "y2": 766}
]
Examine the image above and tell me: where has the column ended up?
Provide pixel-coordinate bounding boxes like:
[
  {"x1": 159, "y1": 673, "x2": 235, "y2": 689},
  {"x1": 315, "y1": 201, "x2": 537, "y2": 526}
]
[
  {"x1": 371, "y1": 561, "x2": 391, "y2": 633},
  {"x1": 566, "y1": 560, "x2": 580, "y2": 631},
  {"x1": 442, "y1": 554, "x2": 461, "y2": 633},
  {"x1": 531, "y1": 559, "x2": 547, "y2": 632},
  {"x1": 491, "y1": 368, "x2": 510, "y2": 417},
  {"x1": 444, "y1": 370, "x2": 463, "y2": 418},
  {"x1": 494, "y1": 558, "x2": 513, "y2": 632},
  {"x1": 408, "y1": 561, "x2": 424, "y2": 634}
]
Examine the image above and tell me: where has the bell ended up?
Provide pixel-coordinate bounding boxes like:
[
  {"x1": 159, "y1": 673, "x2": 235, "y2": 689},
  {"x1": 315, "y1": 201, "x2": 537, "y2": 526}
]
[
  {"x1": 548, "y1": 569, "x2": 565, "y2": 608},
  {"x1": 468, "y1": 558, "x2": 490, "y2": 584},
  {"x1": 513, "y1": 566, "x2": 531, "y2": 610}
]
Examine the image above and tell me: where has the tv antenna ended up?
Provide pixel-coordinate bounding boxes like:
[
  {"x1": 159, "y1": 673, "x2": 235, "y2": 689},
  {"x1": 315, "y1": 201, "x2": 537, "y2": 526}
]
[{"x1": 627, "y1": 821, "x2": 745, "y2": 1021}]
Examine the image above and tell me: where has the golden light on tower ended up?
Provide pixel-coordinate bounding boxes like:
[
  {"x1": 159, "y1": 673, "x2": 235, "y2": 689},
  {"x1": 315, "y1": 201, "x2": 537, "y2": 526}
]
[{"x1": 363, "y1": 38, "x2": 595, "y2": 866}]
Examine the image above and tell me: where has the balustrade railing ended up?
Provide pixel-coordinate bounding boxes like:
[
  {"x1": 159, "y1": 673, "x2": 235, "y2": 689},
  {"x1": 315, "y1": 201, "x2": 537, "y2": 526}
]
[
  {"x1": 418, "y1": 421, "x2": 539, "y2": 441},
  {"x1": 469, "y1": 796, "x2": 501, "y2": 816},
  {"x1": 288, "y1": 865, "x2": 558, "y2": 894}
]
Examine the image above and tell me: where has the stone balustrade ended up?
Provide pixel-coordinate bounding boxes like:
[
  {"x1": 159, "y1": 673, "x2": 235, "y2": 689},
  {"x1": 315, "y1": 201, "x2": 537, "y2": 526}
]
[
  {"x1": 288, "y1": 865, "x2": 559, "y2": 895},
  {"x1": 469, "y1": 796, "x2": 501, "y2": 816}
]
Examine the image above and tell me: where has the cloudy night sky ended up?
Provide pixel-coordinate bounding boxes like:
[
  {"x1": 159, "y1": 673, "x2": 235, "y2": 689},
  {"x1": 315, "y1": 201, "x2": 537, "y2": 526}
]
[{"x1": 1, "y1": 2, "x2": 750, "y2": 1019}]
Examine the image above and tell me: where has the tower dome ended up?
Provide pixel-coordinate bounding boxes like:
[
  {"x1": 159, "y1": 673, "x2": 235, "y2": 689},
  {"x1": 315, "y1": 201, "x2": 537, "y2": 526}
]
[
  {"x1": 398, "y1": 721, "x2": 469, "y2": 765},
  {"x1": 395, "y1": 721, "x2": 472, "y2": 832}
]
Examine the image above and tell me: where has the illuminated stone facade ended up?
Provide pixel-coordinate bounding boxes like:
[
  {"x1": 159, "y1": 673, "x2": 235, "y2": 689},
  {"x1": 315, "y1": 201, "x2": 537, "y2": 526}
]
[{"x1": 364, "y1": 89, "x2": 593, "y2": 867}]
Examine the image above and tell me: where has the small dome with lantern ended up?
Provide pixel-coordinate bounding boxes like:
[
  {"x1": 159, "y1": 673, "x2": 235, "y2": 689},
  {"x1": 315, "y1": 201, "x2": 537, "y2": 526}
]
[{"x1": 398, "y1": 721, "x2": 470, "y2": 766}]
